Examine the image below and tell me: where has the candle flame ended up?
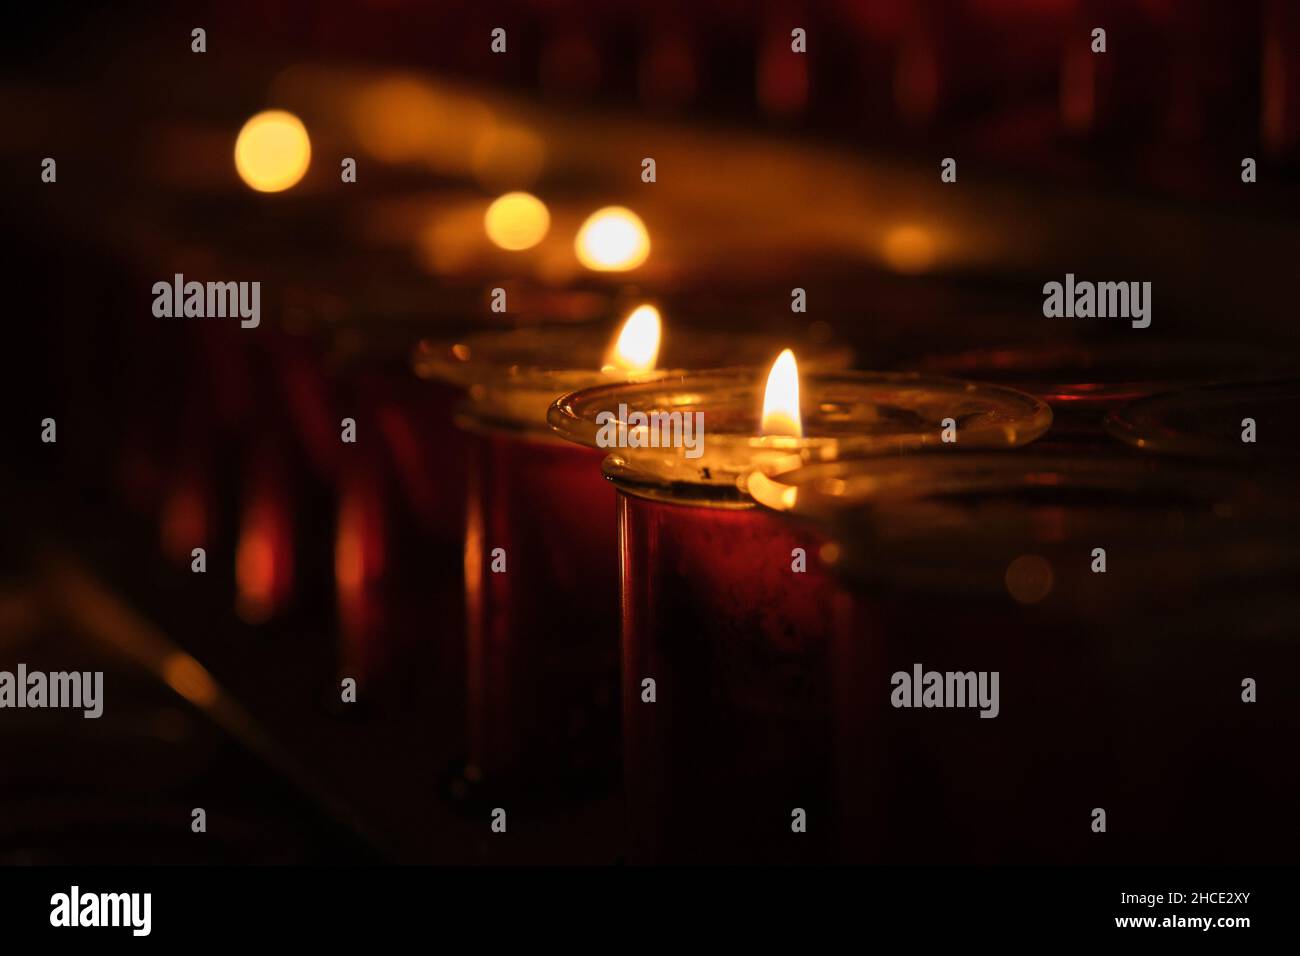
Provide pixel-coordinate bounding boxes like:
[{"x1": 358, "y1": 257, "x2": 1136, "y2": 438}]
[
  {"x1": 603, "y1": 305, "x2": 661, "y2": 374},
  {"x1": 575, "y1": 206, "x2": 650, "y2": 271},
  {"x1": 761, "y1": 348, "x2": 802, "y2": 438}
]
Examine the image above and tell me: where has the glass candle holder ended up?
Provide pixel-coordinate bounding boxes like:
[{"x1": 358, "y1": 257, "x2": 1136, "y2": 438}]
[
  {"x1": 144, "y1": 322, "x2": 257, "y2": 585},
  {"x1": 224, "y1": 321, "x2": 470, "y2": 701},
  {"x1": 909, "y1": 341, "x2": 1297, "y2": 447},
  {"x1": 330, "y1": 369, "x2": 467, "y2": 707},
  {"x1": 1105, "y1": 379, "x2": 1300, "y2": 461},
  {"x1": 321, "y1": 323, "x2": 472, "y2": 707},
  {"x1": 758, "y1": 452, "x2": 1300, "y2": 864},
  {"x1": 413, "y1": 322, "x2": 851, "y2": 806},
  {"x1": 548, "y1": 370, "x2": 1051, "y2": 862}
]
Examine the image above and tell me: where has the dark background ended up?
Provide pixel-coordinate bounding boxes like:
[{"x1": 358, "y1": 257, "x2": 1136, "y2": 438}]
[{"x1": 1, "y1": 0, "x2": 1298, "y2": 864}]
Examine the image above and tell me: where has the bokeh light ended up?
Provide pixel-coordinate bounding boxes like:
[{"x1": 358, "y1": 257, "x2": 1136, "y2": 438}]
[
  {"x1": 882, "y1": 224, "x2": 936, "y2": 274},
  {"x1": 484, "y1": 192, "x2": 551, "y2": 251},
  {"x1": 1005, "y1": 554, "x2": 1054, "y2": 604},
  {"x1": 234, "y1": 110, "x2": 311, "y2": 193},
  {"x1": 575, "y1": 206, "x2": 651, "y2": 271}
]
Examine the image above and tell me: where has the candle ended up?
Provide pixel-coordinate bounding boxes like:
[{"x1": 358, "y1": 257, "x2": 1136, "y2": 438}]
[
  {"x1": 414, "y1": 316, "x2": 852, "y2": 805},
  {"x1": 331, "y1": 362, "x2": 468, "y2": 706},
  {"x1": 326, "y1": 324, "x2": 472, "y2": 692},
  {"x1": 756, "y1": 451, "x2": 1300, "y2": 863},
  {"x1": 548, "y1": 358, "x2": 1051, "y2": 861},
  {"x1": 207, "y1": 315, "x2": 471, "y2": 706}
]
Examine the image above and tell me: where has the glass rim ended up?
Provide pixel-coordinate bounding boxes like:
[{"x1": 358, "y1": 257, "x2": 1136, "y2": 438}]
[
  {"x1": 550, "y1": 369, "x2": 1053, "y2": 501},
  {"x1": 1105, "y1": 378, "x2": 1300, "y2": 458},
  {"x1": 411, "y1": 323, "x2": 853, "y2": 392}
]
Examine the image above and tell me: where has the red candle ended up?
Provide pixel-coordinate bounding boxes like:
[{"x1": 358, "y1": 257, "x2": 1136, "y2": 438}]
[
  {"x1": 462, "y1": 433, "x2": 618, "y2": 794},
  {"x1": 617, "y1": 491, "x2": 839, "y2": 863},
  {"x1": 763, "y1": 451, "x2": 1300, "y2": 863},
  {"x1": 330, "y1": 342, "x2": 469, "y2": 704},
  {"x1": 415, "y1": 317, "x2": 852, "y2": 804},
  {"x1": 550, "y1": 358, "x2": 1052, "y2": 861}
]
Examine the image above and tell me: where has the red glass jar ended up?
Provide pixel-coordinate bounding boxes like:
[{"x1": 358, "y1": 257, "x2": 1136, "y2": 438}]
[
  {"x1": 551, "y1": 368, "x2": 1052, "y2": 861},
  {"x1": 416, "y1": 323, "x2": 853, "y2": 806},
  {"x1": 767, "y1": 452, "x2": 1300, "y2": 864}
]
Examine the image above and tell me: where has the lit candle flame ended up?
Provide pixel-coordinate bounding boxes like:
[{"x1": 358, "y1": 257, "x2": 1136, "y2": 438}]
[
  {"x1": 761, "y1": 348, "x2": 802, "y2": 438},
  {"x1": 603, "y1": 305, "x2": 661, "y2": 374},
  {"x1": 575, "y1": 206, "x2": 650, "y2": 271}
]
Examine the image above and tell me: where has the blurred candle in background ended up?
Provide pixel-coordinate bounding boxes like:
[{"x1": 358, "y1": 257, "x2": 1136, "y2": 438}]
[
  {"x1": 234, "y1": 110, "x2": 312, "y2": 193},
  {"x1": 573, "y1": 207, "x2": 651, "y2": 272}
]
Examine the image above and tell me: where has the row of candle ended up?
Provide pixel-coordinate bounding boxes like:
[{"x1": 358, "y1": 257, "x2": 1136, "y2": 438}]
[
  {"x1": 90, "y1": 275, "x2": 1297, "y2": 860},
  {"x1": 741, "y1": 450, "x2": 1298, "y2": 863},
  {"x1": 414, "y1": 302, "x2": 1298, "y2": 861},
  {"x1": 79, "y1": 198, "x2": 1296, "y2": 853}
]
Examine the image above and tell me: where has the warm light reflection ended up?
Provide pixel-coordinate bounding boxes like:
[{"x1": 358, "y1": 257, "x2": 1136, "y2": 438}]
[
  {"x1": 761, "y1": 349, "x2": 803, "y2": 437},
  {"x1": 161, "y1": 482, "x2": 208, "y2": 562},
  {"x1": 747, "y1": 469, "x2": 799, "y2": 511},
  {"x1": 484, "y1": 191, "x2": 551, "y2": 250},
  {"x1": 335, "y1": 509, "x2": 367, "y2": 595},
  {"x1": 575, "y1": 206, "x2": 650, "y2": 271},
  {"x1": 235, "y1": 491, "x2": 292, "y2": 624},
  {"x1": 882, "y1": 225, "x2": 936, "y2": 274},
  {"x1": 415, "y1": 205, "x2": 485, "y2": 275},
  {"x1": 351, "y1": 78, "x2": 494, "y2": 171},
  {"x1": 1005, "y1": 554, "x2": 1054, "y2": 604},
  {"x1": 335, "y1": 481, "x2": 386, "y2": 596},
  {"x1": 234, "y1": 110, "x2": 311, "y2": 192},
  {"x1": 353, "y1": 79, "x2": 439, "y2": 161},
  {"x1": 471, "y1": 124, "x2": 546, "y2": 188},
  {"x1": 162, "y1": 653, "x2": 219, "y2": 708},
  {"x1": 335, "y1": 476, "x2": 386, "y2": 663},
  {"x1": 603, "y1": 305, "x2": 662, "y2": 373}
]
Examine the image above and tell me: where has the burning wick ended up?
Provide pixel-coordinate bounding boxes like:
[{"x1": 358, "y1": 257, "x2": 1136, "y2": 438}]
[
  {"x1": 603, "y1": 305, "x2": 662, "y2": 374},
  {"x1": 761, "y1": 348, "x2": 803, "y2": 438},
  {"x1": 747, "y1": 348, "x2": 804, "y2": 510}
]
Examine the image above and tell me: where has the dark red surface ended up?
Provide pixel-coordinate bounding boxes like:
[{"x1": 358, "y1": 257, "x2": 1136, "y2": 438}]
[
  {"x1": 618, "y1": 491, "x2": 837, "y2": 862},
  {"x1": 464, "y1": 432, "x2": 621, "y2": 800}
]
